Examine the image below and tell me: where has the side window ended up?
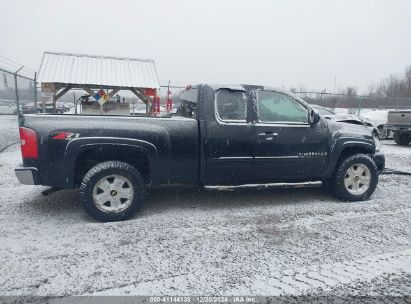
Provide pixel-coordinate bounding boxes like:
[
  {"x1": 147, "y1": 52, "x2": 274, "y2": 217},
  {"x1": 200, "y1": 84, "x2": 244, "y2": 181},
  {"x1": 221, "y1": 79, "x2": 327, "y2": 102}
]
[
  {"x1": 257, "y1": 90, "x2": 308, "y2": 123},
  {"x1": 176, "y1": 87, "x2": 198, "y2": 118},
  {"x1": 216, "y1": 89, "x2": 247, "y2": 122},
  {"x1": 176, "y1": 101, "x2": 197, "y2": 118}
]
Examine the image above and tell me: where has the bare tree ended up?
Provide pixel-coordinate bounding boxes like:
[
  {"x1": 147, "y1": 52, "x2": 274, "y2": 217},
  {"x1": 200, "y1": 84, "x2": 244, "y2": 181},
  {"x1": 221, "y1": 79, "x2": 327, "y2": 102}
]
[{"x1": 346, "y1": 86, "x2": 358, "y2": 97}]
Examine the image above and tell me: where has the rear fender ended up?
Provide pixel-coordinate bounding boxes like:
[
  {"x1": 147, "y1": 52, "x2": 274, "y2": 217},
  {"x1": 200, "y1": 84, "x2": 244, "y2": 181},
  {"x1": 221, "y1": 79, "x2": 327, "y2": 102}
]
[{"x1": 63, "y1": 137, "x2": 161, "y2": 186}]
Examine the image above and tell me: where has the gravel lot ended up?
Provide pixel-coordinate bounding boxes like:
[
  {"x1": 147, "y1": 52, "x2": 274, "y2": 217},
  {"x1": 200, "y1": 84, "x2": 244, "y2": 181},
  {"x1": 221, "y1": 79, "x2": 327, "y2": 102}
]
[{"x1": 0, "y1": 116, "x2": 410, "y2": 298}]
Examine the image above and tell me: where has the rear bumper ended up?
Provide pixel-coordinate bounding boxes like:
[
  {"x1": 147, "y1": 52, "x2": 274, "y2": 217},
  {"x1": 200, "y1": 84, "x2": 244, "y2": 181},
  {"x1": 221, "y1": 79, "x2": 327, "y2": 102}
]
[
  {"x1": 15, "y1": 166, "x2": 41, "y2": 185},
  {"x1": 384, "y1": 124, "x2": 411, "y2": 132},
  {"x1": 374, "y1": 152, "x2": 385, "y2": 173}
]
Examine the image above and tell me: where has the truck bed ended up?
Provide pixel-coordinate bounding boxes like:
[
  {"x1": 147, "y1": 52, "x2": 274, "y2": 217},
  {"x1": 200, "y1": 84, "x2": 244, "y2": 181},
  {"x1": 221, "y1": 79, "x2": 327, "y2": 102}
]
[{"x1": 20, "y1": 114, "x2": 200, "y2": 188}]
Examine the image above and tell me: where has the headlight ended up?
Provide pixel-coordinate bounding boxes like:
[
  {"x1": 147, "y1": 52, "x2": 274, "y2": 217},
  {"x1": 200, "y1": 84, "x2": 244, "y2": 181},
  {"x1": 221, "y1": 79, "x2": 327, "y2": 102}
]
[{"x1": 374, "y1": 137, "x2": 381, "y2": 152}]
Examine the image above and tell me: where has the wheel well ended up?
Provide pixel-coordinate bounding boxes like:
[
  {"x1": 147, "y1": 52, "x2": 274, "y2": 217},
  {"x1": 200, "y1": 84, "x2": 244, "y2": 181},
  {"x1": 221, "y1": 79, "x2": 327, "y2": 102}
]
[
  {"x1": 338, "y1": 146, "x2": 373, "y2": 164},
  {"x1": 73, "y1": 146, "x2": 151, "y2": 187}
]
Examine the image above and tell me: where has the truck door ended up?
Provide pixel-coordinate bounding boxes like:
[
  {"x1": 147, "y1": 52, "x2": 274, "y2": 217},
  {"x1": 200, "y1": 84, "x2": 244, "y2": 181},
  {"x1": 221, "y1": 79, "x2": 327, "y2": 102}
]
[
  {"x1": 252, "y1": 89, "x2": 329, "y2": 182},
  {"x1": 205, "y1": 89, "x2": 254, "y2": 184}
]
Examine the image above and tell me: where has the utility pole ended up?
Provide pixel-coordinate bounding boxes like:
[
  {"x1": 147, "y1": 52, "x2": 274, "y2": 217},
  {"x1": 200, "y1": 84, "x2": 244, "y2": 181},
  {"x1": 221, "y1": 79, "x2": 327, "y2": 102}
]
[
  {"x1": 14, "y1": 65, "x2": 24, "y2": 126},
  {"x1": 332, "y1": 74, "x2": 337, "y2": 111},
  {"x1": 34, "y1": 72, "x2": 37, "y2": 111}
]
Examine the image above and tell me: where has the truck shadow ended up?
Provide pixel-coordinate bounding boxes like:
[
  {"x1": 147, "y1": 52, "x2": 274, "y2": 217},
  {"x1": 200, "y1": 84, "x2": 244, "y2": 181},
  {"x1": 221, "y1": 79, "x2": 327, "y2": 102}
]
[
  {"x1": 25, "y1": 185, "x2": 335, "y2": 221},
  {"x1": 140, "y1": 185, "x2": 334, "y2": 216},
  {"x1": 24, "y1": 188, "x2": 84, "y2": 220}
]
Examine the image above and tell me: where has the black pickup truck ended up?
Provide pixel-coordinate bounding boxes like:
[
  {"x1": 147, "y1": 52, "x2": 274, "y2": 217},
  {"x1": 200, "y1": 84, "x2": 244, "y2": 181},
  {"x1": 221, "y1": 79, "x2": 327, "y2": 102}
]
[{"x1": 15, "y1": 84, "x2": 385, "y2": 221}]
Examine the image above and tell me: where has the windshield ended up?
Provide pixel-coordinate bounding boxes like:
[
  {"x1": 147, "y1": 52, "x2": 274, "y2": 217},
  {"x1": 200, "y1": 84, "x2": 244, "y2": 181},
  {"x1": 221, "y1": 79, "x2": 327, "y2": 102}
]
[{"x1": 313, "y1": 105, "x2": 335, "y2": 115}]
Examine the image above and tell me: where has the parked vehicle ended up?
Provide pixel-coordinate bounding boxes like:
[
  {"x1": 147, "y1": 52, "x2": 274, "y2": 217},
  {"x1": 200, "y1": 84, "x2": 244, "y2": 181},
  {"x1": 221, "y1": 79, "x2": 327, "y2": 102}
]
[
  {"x1": 310, "y1": 105, "x2": 380, "y2": 138},
  {"x1": 359, "y1": 109, "x2": 393, "y2": 140},
  {"x1": 385, "y1": 110, "x2": 411, "y2": 145},
  {"x1": 22, "y1": 102, "x2": 72, "y2": 114},
  {"x1": 0, "y1": 101, "x2": 17, "y2": 114},
  {"x1": 15, "y1": 84, "x2": 385, "y2": 221}
]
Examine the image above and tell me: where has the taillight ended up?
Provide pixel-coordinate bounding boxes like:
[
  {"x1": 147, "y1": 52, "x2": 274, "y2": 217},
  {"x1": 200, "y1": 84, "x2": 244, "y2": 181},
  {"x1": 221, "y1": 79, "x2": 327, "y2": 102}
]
[{"x1": 19, "y1": 127, "x2": 38, "y2": 159}]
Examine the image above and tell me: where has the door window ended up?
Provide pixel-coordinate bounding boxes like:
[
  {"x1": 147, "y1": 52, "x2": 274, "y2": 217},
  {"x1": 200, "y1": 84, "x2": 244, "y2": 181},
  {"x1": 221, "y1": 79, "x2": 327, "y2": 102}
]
[
  {"x1": 257, "y1": 90, "x2": 308, "y2": 123},
  {"x1": 216, "y1": 89, "x2": 248, "y2": 122}
]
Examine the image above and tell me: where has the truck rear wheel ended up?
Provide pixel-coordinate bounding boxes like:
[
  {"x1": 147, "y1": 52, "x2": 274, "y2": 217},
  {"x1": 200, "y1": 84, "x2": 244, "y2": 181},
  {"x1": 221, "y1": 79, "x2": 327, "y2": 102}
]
[
  {"x1": 331, "y1": 154, "x2": 378, "y2": 201},
  {"x1": 393, "y1": 132, "x2": 411, "y2": 145},
  {"x1": 79, "y1": 161, "x2": 145, "y2": 222}
]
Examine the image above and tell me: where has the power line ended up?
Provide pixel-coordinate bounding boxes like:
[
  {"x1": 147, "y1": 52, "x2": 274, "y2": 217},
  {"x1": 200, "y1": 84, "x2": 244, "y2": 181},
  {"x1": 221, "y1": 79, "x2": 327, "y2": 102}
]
[
  {"x1": 0, "y1": 54, "x2": 35, "y2": 71},
  {"x1": 0, "y1": 58, "x2": 19, "y2": 71},
  {"x1": 0, "y1": 54, "x2": 35, "y2": 75}
]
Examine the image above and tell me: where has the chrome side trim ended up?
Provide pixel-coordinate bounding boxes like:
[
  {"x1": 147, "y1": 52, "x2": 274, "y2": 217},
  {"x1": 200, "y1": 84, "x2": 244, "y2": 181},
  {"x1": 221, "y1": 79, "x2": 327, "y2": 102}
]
[
  {"x1": 211, "y1": 156, "x2": 253, "y2": 160},
  {"x1": 255, "y1": 123, "x2": 311, "y2": 127},
  {"x1": 204, "y1": 181, "x2": 322, "y2": 190},
  {"x1": 211, "y1": 155, "x2": 301, "y2": 161},
  {"x1": 255, "y1": 156, "x2": 299, "y2": 159}
]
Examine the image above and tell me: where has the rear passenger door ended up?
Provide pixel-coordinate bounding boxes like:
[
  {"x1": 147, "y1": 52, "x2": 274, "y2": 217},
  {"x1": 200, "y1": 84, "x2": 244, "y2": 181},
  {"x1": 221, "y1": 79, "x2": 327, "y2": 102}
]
[{"x1": 204, "y1": 89, "x2": 254, "y2": 184}]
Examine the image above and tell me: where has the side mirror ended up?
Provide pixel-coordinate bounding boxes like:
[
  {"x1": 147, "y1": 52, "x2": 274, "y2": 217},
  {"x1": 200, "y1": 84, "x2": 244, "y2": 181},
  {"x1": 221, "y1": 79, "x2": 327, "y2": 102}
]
[{"x1": 308, "y1": 109, "x2": 320, "y2": 125}]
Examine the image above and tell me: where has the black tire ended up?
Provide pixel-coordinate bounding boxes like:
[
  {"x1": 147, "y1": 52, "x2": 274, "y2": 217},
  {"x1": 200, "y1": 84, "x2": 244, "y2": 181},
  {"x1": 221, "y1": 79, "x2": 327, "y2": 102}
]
[
  {"x1": 377, "y1": 126, "x2": 388, "y2": 140},
  {"x1": 331, "y1": 154, "x2": 378, "y2": 202},
  {"x1": 79, "y1": 161, "x2": 145, "y2": 222},
  {"x1": 393, "y1": 132, "x2": 411, "y2": 146}
]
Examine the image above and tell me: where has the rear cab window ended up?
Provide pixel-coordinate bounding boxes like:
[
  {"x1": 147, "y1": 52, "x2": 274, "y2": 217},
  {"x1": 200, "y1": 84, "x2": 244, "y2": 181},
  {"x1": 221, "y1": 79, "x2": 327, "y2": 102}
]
[
  {"x1": 176, "y1": 87, "x2": 198, "y2": 119},
  {"x1": 215, "y1": 89, "x2": 248, "y2": 122}
]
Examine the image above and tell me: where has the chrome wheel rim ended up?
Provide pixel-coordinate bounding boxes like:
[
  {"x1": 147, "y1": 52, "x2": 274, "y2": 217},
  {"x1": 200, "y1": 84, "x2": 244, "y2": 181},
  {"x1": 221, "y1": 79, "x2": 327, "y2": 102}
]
[
  {"x1": 344, "y1": 163, "x2": 371, "y2": 195},
  {"x1": 92, "y1": 175, "x2": 134, "y2": 213},
  {"x1": 379, "y1": 128, "x2": 388, "y2": 140}
]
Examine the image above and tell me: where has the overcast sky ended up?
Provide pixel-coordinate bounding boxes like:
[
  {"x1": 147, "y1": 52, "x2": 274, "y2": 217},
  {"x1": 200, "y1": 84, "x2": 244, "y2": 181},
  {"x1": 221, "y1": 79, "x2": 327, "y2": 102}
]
[{"x1": 1, "y1": 0, "x2": 410, "y2": 93}]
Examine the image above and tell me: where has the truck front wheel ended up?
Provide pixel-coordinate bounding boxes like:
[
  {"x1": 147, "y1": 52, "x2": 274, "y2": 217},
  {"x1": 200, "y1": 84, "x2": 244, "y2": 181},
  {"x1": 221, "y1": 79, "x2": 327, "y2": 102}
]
[
  {"x1": 79, "y1": 161, "x2": 145, "y2": 222},
  {"x1": 377, "y1": 125, "x2": 388, "y2": 140},
  {"x1": 331, "y1": 154, "x2": 378, "y2": 201},
  {"x1": 393, "y1": 132, "x2": 411, "y2": 145}
]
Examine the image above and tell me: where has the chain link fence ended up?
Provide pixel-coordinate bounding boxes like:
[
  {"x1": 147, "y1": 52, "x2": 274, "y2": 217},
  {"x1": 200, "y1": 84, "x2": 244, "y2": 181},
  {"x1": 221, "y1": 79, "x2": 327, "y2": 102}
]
[
  {"x1": 0, "y1": 67, "x2": 36, "y2": 115},
  {"x1": 293, "y1": 91, "x2": 411, "y2": 114},
  {"x1": 2, "y1": 69, "x2": 411, "y2": 117}
]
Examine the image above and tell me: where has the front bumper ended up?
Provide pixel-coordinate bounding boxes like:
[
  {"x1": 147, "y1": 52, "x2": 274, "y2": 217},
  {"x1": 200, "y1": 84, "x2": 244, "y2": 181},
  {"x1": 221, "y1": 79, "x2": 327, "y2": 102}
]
[
  {"x1": 374, "y1": 152, "x2": 385, "y2": 173},
  {"x1": 15, "y1": 167, "x2": 41, "y2": 185}
]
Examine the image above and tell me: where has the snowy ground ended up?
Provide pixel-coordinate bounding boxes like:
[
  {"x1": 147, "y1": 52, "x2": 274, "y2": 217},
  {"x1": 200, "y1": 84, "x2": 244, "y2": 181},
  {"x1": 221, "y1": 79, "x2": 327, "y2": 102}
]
[{"x1": 0, "y1": 116, "x2": 410, "y2": 298}]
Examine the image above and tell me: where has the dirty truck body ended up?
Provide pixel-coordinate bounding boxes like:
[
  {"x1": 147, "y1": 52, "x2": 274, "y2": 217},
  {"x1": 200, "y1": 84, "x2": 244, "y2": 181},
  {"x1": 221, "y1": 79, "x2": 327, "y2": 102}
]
[{"x1": 15, "y1": 84, "x2": 385, "y2": 221}]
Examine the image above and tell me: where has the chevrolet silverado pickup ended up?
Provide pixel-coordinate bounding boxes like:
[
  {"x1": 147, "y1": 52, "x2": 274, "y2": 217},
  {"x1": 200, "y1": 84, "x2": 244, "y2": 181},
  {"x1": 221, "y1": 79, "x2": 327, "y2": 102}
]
[
  {"x1": 385, "y1": 110, "x2": 411, "y2": 145},
  {"x1": 15, "y1": 84, "x2": 385, "y2": 221}
]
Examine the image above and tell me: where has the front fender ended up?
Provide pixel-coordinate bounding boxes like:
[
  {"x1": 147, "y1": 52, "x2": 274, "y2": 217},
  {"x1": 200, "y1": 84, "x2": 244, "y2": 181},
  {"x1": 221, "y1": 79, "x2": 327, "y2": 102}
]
[
  {"x1": 63, "y1": 137, "x2": 162, "y2": 186},
  {"x1": 324, "y1": 138, "x2": 375, "y2": 178}
]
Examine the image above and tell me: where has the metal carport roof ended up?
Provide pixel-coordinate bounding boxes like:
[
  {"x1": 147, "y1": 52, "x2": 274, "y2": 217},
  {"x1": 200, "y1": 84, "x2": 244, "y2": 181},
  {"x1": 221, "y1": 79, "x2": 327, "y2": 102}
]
[{"x1": 37, "y1": 51, "x2": 160, "y2": 89}]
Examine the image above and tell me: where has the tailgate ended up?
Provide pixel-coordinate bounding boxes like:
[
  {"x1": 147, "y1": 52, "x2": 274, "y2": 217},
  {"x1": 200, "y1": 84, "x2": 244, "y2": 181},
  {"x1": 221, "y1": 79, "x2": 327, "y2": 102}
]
[{"x1": 387, "y1": 111, "x2": 411, "y2": 125}]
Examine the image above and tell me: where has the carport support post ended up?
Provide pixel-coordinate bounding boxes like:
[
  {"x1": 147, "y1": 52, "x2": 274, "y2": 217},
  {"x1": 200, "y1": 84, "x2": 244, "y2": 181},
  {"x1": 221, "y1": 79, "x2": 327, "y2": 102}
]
[
  {"x1": 73, "y1": 92, "x2": 77, "y2": 115},
  {"x1": 129, "y1": 87, "x2": 152, "y2": 115},
  {"x1": 53, "y1": 88, "x2": 57, "y2": 114}
]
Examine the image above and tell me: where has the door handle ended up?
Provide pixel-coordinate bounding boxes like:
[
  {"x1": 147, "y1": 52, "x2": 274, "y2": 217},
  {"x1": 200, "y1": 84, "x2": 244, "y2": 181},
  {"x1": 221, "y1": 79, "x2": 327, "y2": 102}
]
[{"x1": 257, "y1": 132, "x2": 278, "y2": 137}]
